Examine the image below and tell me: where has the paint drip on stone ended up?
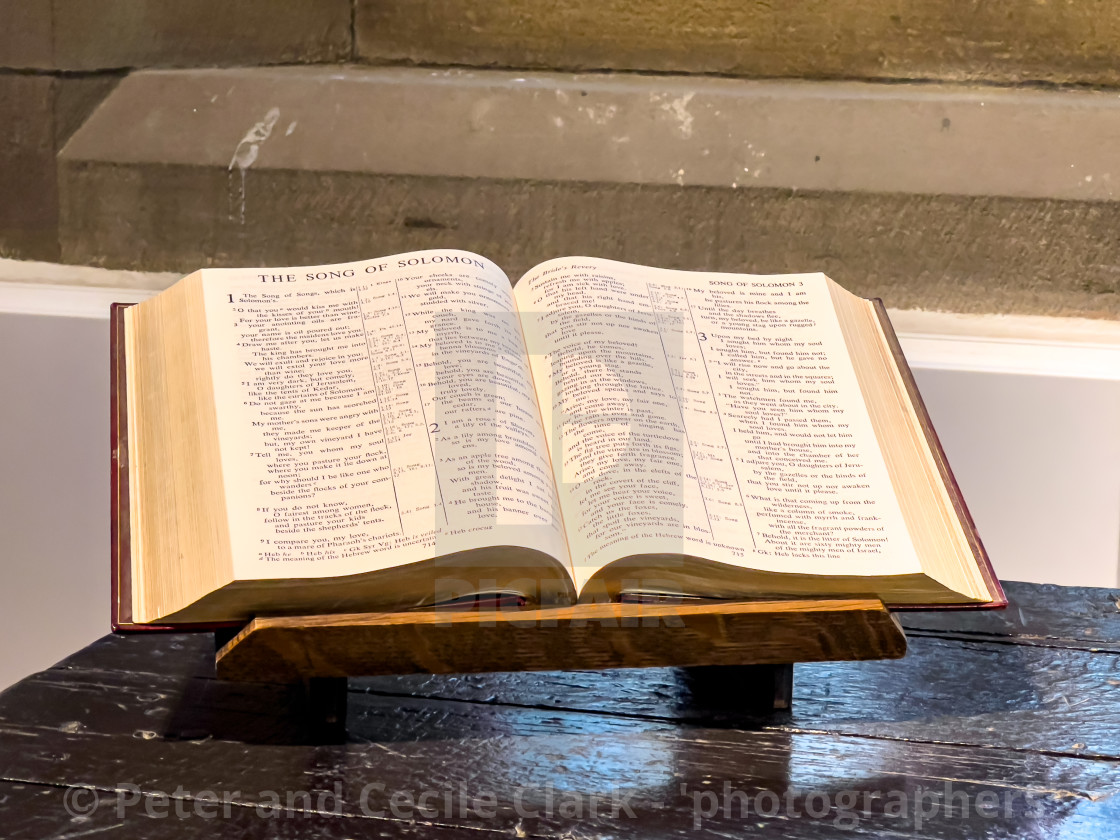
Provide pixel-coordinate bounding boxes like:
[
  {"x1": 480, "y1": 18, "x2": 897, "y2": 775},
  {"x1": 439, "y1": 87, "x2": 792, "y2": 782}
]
[{"x1": 228, "y1": 107, "x2": 280, "y2": 225}]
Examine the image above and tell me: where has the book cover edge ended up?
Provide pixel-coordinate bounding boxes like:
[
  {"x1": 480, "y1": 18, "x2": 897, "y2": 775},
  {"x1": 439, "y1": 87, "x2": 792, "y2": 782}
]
[
  {"x1": 870, "y1": 299, "x2": 1008, "y2": 610},
  {"x1": 110, "y1": 302, "x2": 242, "y2": 634}
]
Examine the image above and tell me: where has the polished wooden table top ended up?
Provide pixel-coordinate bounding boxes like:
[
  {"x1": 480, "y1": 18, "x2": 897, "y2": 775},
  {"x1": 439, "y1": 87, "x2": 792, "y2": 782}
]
[{"x1": 2, "y1": 581, "x2": 1118, "y2": 838}]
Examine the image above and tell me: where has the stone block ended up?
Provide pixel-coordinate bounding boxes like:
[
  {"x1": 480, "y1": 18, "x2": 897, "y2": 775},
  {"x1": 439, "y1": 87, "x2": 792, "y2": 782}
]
[
  {"x1": 0, "y1": 0, "x2": 53, "y2": 69},
  {"x1": 0, "y1": 74, "x2": 118, "y2": 261},
  {"x1": 1, "y1": 0, "x2": 351, "y2": 70},
  {"x1": 358, "y1": 0, "x2": 1120, "y2": 87},
  {"x1": 0, "y1": 75, "x2": 56, "y2": 260}
]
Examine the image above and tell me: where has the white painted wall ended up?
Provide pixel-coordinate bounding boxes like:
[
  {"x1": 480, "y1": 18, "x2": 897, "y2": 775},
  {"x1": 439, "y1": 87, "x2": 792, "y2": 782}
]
[
  {"x1": 893, "y1": 308, "x2": 1120, "y2": 589},
  {"x1": 0, "y1": 286, "x2": 1117, "y2": 691},
  {"x1": 910, "y1": 368, "x2": 1120, "y2": 588},
  {"x1": 0, "y1": 313, "x2": 113, "y2": 692}
]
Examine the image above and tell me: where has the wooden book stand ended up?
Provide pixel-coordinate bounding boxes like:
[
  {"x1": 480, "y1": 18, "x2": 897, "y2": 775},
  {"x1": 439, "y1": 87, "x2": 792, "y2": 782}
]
[{"x1": 214, "y1": 598, "x2": 906, "y2": 739}]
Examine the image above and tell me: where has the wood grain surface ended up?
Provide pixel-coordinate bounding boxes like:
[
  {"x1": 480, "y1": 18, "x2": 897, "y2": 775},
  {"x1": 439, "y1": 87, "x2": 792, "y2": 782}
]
[{"x1": 215, "y1": 598, "x2": 906, "y2": 682}]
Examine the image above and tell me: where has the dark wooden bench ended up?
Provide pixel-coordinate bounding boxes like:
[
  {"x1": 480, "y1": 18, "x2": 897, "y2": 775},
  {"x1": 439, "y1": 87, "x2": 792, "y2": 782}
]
[{"x1": 2, "y1": 580, "x2": 1117, "y2": 837}]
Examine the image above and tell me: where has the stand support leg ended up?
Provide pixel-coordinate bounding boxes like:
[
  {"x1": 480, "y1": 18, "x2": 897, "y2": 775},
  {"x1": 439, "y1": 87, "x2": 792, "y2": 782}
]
[
  {"x1": 215, "y1": 629, "x2": 349, "y2": 741},
  {"x1": 679, "y1": 663, "x2": 793, "y2": 712},
  {"x1": 303, "y1": 677, "x2": 349, "y2": 742}
]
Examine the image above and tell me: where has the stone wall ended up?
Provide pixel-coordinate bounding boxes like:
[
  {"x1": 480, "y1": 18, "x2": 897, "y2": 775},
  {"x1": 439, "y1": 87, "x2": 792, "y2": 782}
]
[
  {"x1": 4, "y1": 0, "x2": 1120, "y2": 315},
  {"x1": 356, "y1": 0, "x2": 1120, "y2": 86},
  {"x1": 0, "y1": 0, "x2": 349, "y2": 260}
]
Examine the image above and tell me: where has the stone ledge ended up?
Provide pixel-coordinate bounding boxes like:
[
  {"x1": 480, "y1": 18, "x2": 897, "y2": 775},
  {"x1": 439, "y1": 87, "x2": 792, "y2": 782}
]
[
  {"x1": 356, "y1": 0, "x2": 1120, "y2": 87},
  {"x1": 57, "y1": 67, "x2": 1120, "y2": 317},
  {"x1": 61, "y1": 67, "x2": 1120, "y2": 202}
]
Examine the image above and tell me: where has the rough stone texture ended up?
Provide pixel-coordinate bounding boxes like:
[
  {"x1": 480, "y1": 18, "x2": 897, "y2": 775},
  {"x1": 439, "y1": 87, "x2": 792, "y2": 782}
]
[
  {"x1": 358, "y1": 0, "x2": 1120, "y2": 87},
  {"x1": 0, "y1": 0, "x2": 53, "y2": 68},
  {"x1": 57, "y1": 67, "x2": 1120, "y2": 317},
  {"x1": 0, "y1": 73, "x2": 118, "y2": 261},
  {"x1": 0, "y1": 0, "x2": 351, "y2": 71},
  {"x1": 0, "y1": 76, "x2": 56, "y2": 261},
  {"x1": 56, "y1": 166, "x2": 1120, "y2": 318}
]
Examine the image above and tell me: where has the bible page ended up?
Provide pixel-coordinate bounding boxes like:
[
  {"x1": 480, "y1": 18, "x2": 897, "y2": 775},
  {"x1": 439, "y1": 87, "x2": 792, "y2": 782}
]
[
  {"x1": 514, "y1": 257, "x2": 922, "y2": 592},
  {"x1": 202, "y1": 251, "x2": 568, "y2": 581}
]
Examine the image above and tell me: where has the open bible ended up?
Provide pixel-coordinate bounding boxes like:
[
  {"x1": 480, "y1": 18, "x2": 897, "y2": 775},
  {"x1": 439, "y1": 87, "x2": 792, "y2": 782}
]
[{"x1": 116, "y1": 250, "x2": 1004, "y2": 628}]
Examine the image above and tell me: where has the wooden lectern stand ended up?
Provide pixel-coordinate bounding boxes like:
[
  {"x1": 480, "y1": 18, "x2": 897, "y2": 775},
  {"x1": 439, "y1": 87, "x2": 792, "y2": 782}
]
[{"x1": 212, "y1": 598, "x2": 907, "y2": 739}]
